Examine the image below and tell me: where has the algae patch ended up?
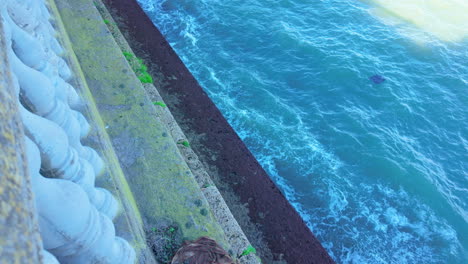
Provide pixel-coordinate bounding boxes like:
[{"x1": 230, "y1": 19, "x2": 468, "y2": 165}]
[
  {"x1": 153, "y1": 101, "x2": 167, "y2": 107},
  {"x1": 177, "y1": 140, "x2": 190, "y2": 148},
  {"x1": 239, "y1": 245, "x2": 257, "y2": 258}
]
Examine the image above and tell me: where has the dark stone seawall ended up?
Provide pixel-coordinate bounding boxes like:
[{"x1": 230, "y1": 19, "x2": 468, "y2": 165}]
[{"x1": 103, "y1": 1, "x2": 335, "y2": 263}]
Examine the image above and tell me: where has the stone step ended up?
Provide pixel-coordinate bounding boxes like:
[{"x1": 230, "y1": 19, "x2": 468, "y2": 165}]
[
  {"x1": 92, "y1": 1, "x2": 260, "y2": 263},
  {"x1": 46, "y1": 0, "x2": 156, "y2": 262},
  {"x1": 50, "y1": 0, "x2": 233, "y2": 262}
]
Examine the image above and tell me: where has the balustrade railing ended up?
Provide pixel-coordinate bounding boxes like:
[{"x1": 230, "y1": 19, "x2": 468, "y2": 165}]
[
  {"x1": 1, "y1": 0, "x2": 136, "y2": 263},
  {"x1": 25, "y1": 137, "x2": 135, "y2": 264}
]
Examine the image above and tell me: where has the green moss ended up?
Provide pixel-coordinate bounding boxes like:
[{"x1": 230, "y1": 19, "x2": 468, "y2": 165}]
[
  {"x1": 122, "y1": 51, "x2": 153, "y2": 84},
  {"x1": 239, "y1": 245, "x2": 257, "y2": 258},
  {"x1": 139, "y1": 72, "x2": 153, "y2": 83},
  {"x1": 123, "y1": 51, "x2": 133, "y2": 59},
  {"x1": 177, "y1": 140, "x2": 190, "y2": 148},
  {"x1": 153, "y1": 101, "x2": 167, "y2": 107},
  {"x1": 103, "y1": 19, "x2": 110, "y2": 24}
]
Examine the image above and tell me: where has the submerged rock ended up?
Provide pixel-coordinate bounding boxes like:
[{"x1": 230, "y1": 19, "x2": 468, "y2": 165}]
[{"x1": 370, "y1": 74, "x2": 386, "y2": 84}]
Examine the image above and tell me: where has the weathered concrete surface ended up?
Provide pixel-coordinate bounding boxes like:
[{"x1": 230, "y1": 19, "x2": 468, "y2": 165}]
[
  {"x1": 0, "y1": 19, "x2": 43, "y2": 264},
  {"x1": 100, "y1": 1, "x2": 335, "y2": 263},
  {"x1": 46, "y1": 1, "x2": 156, "y2": 263},
  {"x1": 93, "y1": 2, "x2": 259, "y2": 262},
  {"x1": 53, "y1": 0, "x2": 230, "y2": 258}
]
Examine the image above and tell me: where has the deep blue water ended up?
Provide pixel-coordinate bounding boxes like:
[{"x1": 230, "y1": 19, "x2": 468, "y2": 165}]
[{"x1": 137, "y1": 0, "x2": 468, "y2": 263}]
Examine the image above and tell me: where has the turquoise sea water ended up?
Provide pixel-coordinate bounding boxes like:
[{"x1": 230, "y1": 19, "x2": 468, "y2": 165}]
[{"x1": 137, "y1": 0, "x2": 468, "y2": 263}]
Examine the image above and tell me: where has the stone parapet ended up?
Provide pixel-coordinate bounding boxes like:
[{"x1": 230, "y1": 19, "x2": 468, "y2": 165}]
[{"x1": 1, "y1": 0, "x2": 137, "y2": 262}]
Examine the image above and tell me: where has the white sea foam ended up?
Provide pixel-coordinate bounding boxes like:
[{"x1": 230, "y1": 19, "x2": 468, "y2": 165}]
[
  {"x1": 310, "y1": 181, "x2": 464, "y2": 263},
  {"x1": 180, "y1": 15, "x2": 199, "y2": 46},
  {"x1": 365, "y1": 0, "x2": 468, "y2": 43}
]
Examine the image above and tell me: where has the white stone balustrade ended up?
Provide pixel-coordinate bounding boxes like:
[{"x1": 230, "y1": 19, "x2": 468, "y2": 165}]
[
  {"x1": 6, "y1": 0, "x2": 65, "y2": 58},
  {"x1": 2, "y1": 3, "x2": 117, "y2": 217},
  {"x1": 5, "y1": 0, "x2": 79, "y2": 109},
  {"x1": 6, "y1": 1, "x2": 71, "y2": 81},
  {"x1": 9, "y1": 50, "x2": 103, "y2": 174},
  {"x1": 3, "y1": 10, "x2": 103, "y2": 175},
  {"x1": 20, "y1": 104, "x2": 118, "y2": 219},
  {"x1": 2, "y1": 21, "x2": 115, "y2": 214},
  {"x1": 26, "y1": 137, "x2": 135, "y2": 264},
  {"x1": 1, "y1": 0, "x2": 136, "y2": 262}
]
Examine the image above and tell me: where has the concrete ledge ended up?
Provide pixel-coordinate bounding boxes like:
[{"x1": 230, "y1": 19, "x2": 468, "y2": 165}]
[
  {"x1": 52, "y1": 0, "x2": 231, "y2": 262},
  {"x1": 93, "y1": 2, "x2": 260, "y2": 262},
  {"x1": 46, "y1": 0, "x2": 156, "y2": 262},
  {"x1": 100, "y1": 0, "x2": 335, "y2": 263}
]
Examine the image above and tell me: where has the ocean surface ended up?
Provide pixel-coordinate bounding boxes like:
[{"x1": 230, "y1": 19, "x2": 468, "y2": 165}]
[{"x1": 136, "y1": 0, "x2": 468, "y2": 263}]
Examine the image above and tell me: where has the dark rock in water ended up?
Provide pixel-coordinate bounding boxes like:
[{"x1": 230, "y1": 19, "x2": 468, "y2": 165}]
[{"x1": 370, "y1": 74, "x2": 385, "y2": 84}]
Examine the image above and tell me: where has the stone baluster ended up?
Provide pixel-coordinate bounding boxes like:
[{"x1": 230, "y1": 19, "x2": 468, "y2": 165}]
[
  {"x1": 6, "y1": 46, "x2": 103, "y2": 175},
  {"x1": 6, "y1": 0, "x2": 64, "y2": 56},
  {"x1": 3, "y1": 7, "x2": 77, "y2": 108},
  {"x1": 1, "y1": 26, "x2": 118, "y2": 219},
  {"x1": 6, "y1": 0, "x2": 68, "y2": 71},
  {"x1": 42, "y1": 250, "x2": 60, "y2": 264},
  {"x1": 20, "y1": 105, "x2": 118, "y2": 219},
  {"x1": 2, "y1": 44, "x2": 117, "y2": 218},
  {"x1": 25, "y1": 137, "x2": 135, "y2": 264},
  {"x1": 6, "y1": 0, "x2": 52, "y2": 32},
  {"x1": 2, "y1": 8, "x2": 47, "y2": 71},
  {"x1": 2, "y1": 0, "x2": 114, "y2": 217},
  {"x1": 9, "y1": 7, "x2": 71, "y2": 81},
  {"x1": 2, "y1": 2, "x2": 135, "y2": 262}
]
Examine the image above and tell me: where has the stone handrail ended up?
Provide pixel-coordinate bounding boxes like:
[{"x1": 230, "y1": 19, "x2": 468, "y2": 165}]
[{"x1": 1, "y1": 0, "x2": 136, "y2": 262}]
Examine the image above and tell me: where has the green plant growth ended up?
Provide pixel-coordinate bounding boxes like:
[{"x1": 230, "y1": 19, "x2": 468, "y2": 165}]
[
  {"x1": 103, "y1": 19, "x2": 110, "y2": 24},
  {"x1": 238, "y1": 245, "x2": 256, "y2": 258},
  {"x1": 123, "y1": 51, "x2": 153, "y2": 84},
  {"x1": 177, "y1": 140, "x2": 190, "y2": 148},
  {"x1": 153, "y1": 101, "x2": 167, "y2": 107}
]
